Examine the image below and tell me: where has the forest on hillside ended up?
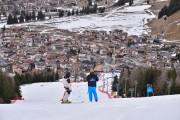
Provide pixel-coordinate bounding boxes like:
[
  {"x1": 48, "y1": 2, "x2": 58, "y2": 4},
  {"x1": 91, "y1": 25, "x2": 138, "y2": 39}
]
[
  {"x1": 0, "y1": 71, "x2": 21, "y2": 103},
  {"x1": 112, "y1": 67, "x2": 180, "y2": 97},
  {"x1": 0, "y1": 70, "x2": 59, "y2": 104},
  {"x1": 1, "y1": 65, "x2": 180, "y2": 103},
  {"x1": 158, "y1": 0, "x2": 180, "y2": 19}
]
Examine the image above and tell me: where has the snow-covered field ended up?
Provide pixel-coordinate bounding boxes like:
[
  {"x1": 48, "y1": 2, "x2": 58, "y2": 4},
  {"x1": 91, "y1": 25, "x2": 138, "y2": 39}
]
[
  {"x1": 44, "y1": 4, "x2": 155, "y2": 35},
  {"x1": 0, "y1": 79, "x2": 180, "y2": 120},
  {"x1": 1, "y1": 0, "x2": 156, "y2": 36}
]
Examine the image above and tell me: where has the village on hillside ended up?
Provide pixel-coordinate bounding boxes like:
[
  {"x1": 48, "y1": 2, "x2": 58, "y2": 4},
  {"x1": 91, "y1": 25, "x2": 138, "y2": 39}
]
[
  {"x1": 0, "y1": 24, "x2": 179, "y2": 79},
  {"x1": 0, "y1": 0, "x2": 179, "y2": 78}
]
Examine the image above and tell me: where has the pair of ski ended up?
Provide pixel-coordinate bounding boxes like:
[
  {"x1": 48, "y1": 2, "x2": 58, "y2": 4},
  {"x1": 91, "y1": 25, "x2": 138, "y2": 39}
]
[
  {"x1": 61, "y1": 91, "x2": 84, "y2": 104},
  {"x1": 61, "y1": 101, "x2": 71, "y2": 104},
  {"x1": 61, "y1": 101, "x2": 84, "y2": 104},
  {"x1": 60, "y1": 97, "x2": 84, "y2": 104}
]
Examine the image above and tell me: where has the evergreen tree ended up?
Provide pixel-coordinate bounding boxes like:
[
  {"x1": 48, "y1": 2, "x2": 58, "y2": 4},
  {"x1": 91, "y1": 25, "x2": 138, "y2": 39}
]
[
  {"x1": 19, "y1": 14, "x2": 24, "y2": 23},
  {"x1": 25, "y1": 73, "x2": 32, "y2": 84},
  {"x1": 88, "y1": 0, "x2": 92, "y2": 6},
  {"x1": 85, "y1": 6, "x2": 90, "y2": 14},
  {"x1": 147, "y1": 0, "x2": 150, "y2": 4},
  {"x1": 37, "y1": 11, "x2": 41, "y2": 20},
  {"x1": 13, "y1": 15, "x2": 18, "y2": 23},
  {"x1": 145, "y1": 68, "x2": 161, "y2": 85},
  {"x1": 129, "y1": 0, "x2": 133, "y2": 6},
  {"x1": 32, "y1": 11, "x2": 36, "y2": 20},
  {"x1": 92, "y1": 4, "x2": 97, "y2": 13},
  {"x1": 80, "y1": 9, "x2": 83, "y2": 15},
  {"x1": 176, "y1": 53, "x2": 180, "y2": 61},
  {"x1": 2, "y1": 78, "x2": 15, "y2": 103},
  {"x1": 76, "y1": 9, "x2": 79, "y2": 15},
  {"x1": 33, "y1": 73, "x2": 38, "y2": 83},
  {"x1": 67, "y1": 11, "x2": 71, "y2": 16},
  {"x1": 168, "y1": 0, "x2": 180, "y2": 16},
  {"x1": 98, "y1": 7, "x2": 105, "y2": 13},
  {"x1": 72, "y1": 9, "x2": 75, "y2": 16},
  {"x1": 14, "y1": 73, "x2": 21, "y2": 84},
  {"x1": 116, "y1": 0, "x2": 125, "y2": 6},
  {"x1": 112, "y1": 75, "x2": 118, "y2": 92},
  {"x1": 25, "y1": 13, "x2": 29, "y2": 22},
  {"x1": 137, "y1": 70, "x2": 146, "y2": 97},
  {"x1": 51, "y1": 73, "x2": 54, "y2": 82},
  {"x1": 37, "y1": 11, "x2": 44, "y2": 20},
  {"x1": 158, "y1": 0, "x2": 180, "y2": 17},
  {"x1": 14, "y1": 78, "x2": 22, "y2": 98},
  {"x1": 137, "y1": 68, "x2": 161, "y2": 97},
  {"x1": 21, "y1": 10, "x2": 25, "y2": 17},
  {"x1": 7, "y1": 14, "x2": 13, "y2": 24},
  {"x1": 158, "y1": 5, "x2": 168, "y2": 19},
  {"x1": 29, "y1": 13, "x2": 32, "y2": 21},
  {"x1": 0, "y1": 72, "x2": 16, "y2": 103},
  {"x1": 59, "y1": 10, "x2": 64, "y2": 17},
  {"x1": 43, "y1": 14, "x2": 45, "y2": 20},
  {"x1": 46, "y1": 74, "x2": 51, "y2": 82}
]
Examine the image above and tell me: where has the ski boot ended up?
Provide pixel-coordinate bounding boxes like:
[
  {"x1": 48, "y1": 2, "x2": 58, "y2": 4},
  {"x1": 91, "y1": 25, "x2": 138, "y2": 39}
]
[{"x1": 61, "y1": 100, "x2": 71, "y2": 104}]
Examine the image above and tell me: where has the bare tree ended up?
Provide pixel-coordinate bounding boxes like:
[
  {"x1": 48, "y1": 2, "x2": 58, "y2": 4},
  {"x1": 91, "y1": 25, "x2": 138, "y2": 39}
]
[
  {"x1": 154, "y1": 67, "x2": 168, "y2": 95},
  {"x1": 129, "y1": 67, "x2": 141, "y2": 86}
]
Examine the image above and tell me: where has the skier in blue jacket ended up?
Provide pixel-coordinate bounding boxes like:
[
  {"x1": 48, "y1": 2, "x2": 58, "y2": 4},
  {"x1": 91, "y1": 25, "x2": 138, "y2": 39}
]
[{"x1": 86, "y1": 68, "x2": 99, "y2": 102}]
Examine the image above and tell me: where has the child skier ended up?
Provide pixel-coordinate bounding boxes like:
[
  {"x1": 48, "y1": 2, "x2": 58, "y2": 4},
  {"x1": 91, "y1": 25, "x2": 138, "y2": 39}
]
[{"x1": 61, "y1": 69, "x2": 72, "y2": 103}]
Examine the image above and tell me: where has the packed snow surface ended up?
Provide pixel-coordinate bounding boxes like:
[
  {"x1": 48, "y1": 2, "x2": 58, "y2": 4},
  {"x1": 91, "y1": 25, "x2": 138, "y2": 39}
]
[{"x1": 0, "y1": 80, "x2": 180, "y2": 120}]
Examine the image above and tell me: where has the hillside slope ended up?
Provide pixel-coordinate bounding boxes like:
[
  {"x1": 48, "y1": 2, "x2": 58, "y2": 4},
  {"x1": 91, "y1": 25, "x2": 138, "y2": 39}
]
[
  {"x1": 0, "y1": 82, "x2": 180, "y2": 120},
  {"x1": 149, "y1": 0, "x2": 180, "y2": 40}
]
